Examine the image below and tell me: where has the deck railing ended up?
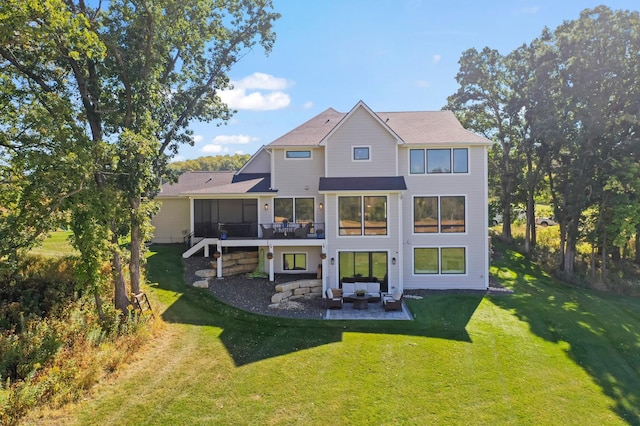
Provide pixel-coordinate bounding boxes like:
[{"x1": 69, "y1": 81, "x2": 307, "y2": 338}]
[{"x1": 192, "y1": 222, "x2": 325, "y2": 240}]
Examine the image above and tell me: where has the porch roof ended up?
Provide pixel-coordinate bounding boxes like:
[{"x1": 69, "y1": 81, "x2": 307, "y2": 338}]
[
  {"x1": 159, "y1": 171, "x2": 275, "y2": 196},
  {"x1": 318, "y1": 176, "x2": 407, "y2": 192}
]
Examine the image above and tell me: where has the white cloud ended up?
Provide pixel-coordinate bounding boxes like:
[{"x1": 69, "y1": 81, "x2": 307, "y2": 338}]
[
  {"x1": 432, "y1": 54, "x2": 442, "y2": 64},
  {"x1": 193, "y1": 135, "x2": 203, "y2": 143},
  {"x1": 218, "y1": 72, "x2": 292, "y2": 111},
  {"x1": 416, "y1": 80, "x2": 431, "y2": 88},
  {"x1": 212, "y1": 134, "x2": 258, "y2": 144},
  {"x1": 303, "y1": 101, "x2": 314, "y2": 109},
  {"x1": 169, "y1": 155, "x2": 185, "y2": 163},
  {"x1": 201, "y1": 144, "x2": 229, "y2": 154}
]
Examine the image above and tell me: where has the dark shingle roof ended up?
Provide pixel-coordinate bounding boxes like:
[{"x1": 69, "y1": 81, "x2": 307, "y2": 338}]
[
  {"x1": 319, "y1": 176, "x2": 407, "y2": 192},
  {"x1": 267, "y1": 107, "x2": 491, "y2": 147},
  {"x1": 159, "y1": 171, "x2": 273, "y2": 196}
]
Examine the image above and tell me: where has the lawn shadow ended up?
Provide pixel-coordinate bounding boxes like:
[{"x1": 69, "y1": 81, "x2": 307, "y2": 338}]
[
  {"x1": 147, "y1": 245, "x2": 483, "y2": 367},
  {"x1": 489, "y1": 243, "x2": 640, "y2": 424}
]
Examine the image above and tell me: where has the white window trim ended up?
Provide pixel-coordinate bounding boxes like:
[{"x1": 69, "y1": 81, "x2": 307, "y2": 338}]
[
  {"x1": 273, "y1": 196, "x2": 317, "y2": 224},
  {"x1": 285, "y1": 150, "x2": 313, "y2": 160},
  {"x1": 352, "y1": 145, "x2": 372, "y2": 162},
  {"x1": 408, "y1": 147, "x2": 470, "y2": 175},
  {"x1": 411, "y1": 194, "x2": 468, "y2": 236},
  {"x1": 336, "y1": 195, "x2": 389, "y2": 238},
  {"x1": 282, "y1": 251, "x2": 309, "y2": 272},
  {"x1": 412, "y1": 245, "x2": 468, "y2": 276}
]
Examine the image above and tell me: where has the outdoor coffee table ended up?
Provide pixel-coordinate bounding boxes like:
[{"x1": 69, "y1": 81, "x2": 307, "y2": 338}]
[{"x1": 352, "y1": 294, "x2": 371, "y2": 310}]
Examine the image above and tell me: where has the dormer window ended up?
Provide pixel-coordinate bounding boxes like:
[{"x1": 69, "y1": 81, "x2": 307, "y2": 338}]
[{"x1": 353, "y1": 146, "x2": 370, "y2": 161}]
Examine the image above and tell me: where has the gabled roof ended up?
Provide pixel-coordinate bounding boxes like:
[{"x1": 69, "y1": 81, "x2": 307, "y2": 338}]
[
  {"x1": 158, "y1": 171, "x2": 274, "y2": 197},
  {"x1": 267, "y1": 104, "x2": 492, "y2": 147},
  {"x1": 319, "y1": 176, "x2": 407, "y2": 192}
]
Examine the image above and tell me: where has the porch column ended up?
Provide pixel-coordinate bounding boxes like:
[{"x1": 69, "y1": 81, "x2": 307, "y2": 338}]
[
  {"x1": 268, "y1": 244, "x2": 274, "y2": 282},
  {"x1": 216, "y1": 244, "x2": 222, "y2": 278}
]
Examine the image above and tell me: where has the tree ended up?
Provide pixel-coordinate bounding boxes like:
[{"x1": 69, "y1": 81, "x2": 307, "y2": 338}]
[
  {"x1": 0, "y1": 0, "x2": 279, "y2": 312},
  {"x1": 447, "y1": 47, "x2": 527, "y2": 242}
]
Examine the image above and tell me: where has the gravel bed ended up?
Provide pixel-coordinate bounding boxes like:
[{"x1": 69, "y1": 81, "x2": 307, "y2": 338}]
[
  {"x1": 182, "y1": 257, "x2": 512, "y2": 320},
  {"x1": 183, "y1": 256, "x2": 325, "y2": 319}
]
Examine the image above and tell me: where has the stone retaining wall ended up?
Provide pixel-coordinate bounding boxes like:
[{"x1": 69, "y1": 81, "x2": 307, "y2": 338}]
[
  {"x1": 269, "y1": 279, "x2": 322, "y2": 308},
  {"x1": 210, "y1": 251, "x2": 259, "y2": 277}
]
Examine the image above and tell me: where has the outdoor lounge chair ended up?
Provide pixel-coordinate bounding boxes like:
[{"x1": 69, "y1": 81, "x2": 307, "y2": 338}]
[
  {"x1": 325, "y1": 288, "x2": 343, "y2": 309},
  {"x1": 382, "y1": 288, "x2": 403, "y2": 311},
  {"x1": 260, "y1": 224, "x2": 275, "y2": 238},
  {"x1": 294, "y1": 222, "x2": 312, "y2": 238}
]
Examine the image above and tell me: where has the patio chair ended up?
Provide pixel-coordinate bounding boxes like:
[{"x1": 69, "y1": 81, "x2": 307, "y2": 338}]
[
  {"x1": 294, "y1": 222, "x2": 312, "y2": 238},
  {"x1": 325, "y1": 288, "x2": 343, "y2": 309},
  {"x1": 382, "y1": 288, "x2": 403, "y2": 311},
  {"x1": 260, "y1": 224, "x2": 275, "y2": 238}
]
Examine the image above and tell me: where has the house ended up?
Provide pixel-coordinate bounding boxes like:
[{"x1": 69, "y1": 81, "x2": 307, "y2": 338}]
[{"x1": 151, "y1": 101, "x2": 493, "y2": 292}]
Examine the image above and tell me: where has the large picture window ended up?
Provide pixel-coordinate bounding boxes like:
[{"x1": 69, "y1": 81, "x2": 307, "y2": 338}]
[
  {"x1": 339, "y1": 196, "x2": 387, "y2": 236},
  {"x1": 414, "y1": 247, "x2": 466, "y2": 275},
  {"x1": 274, "y1": 197, "x2": 314, "y2": 224},
  {"x1": 339, "y1": 251, "x2": 388, "y2": 281},
  {"x1": 410, "y1": 148, "x2": 468, "y2": 174},
  {"x1": 414, "y1": 196, "x2": 465, "y2": 233}
]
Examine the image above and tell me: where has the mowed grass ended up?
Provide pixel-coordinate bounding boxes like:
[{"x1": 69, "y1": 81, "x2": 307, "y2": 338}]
[
  {"x1": 34, "y1": 243, "x2": 640, "y2": 425},
  {"x1": 29, "y1": 230, "x2": 77, "y2": 257}
]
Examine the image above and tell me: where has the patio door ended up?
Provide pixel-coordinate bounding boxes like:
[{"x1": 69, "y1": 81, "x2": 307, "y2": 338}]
[{"x1": 338, "y1": 251, "x2": 388, "y2": 289}]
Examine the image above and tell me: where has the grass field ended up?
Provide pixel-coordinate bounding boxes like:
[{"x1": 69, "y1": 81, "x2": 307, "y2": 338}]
[
  {"x1": 28, "y1": 230, "x2": 77, "y2": 257},
  {"x1": 28, "y1": 242, "x2": 640, "y2": 425}
]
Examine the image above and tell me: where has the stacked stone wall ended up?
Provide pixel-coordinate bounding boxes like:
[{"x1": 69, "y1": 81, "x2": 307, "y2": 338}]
[
  {"x1": 269, "y1": 279, "x2": 322, "y2": 308},
  {"x1": 210, "y1": 251, "x2": 259, "y2": 276}
]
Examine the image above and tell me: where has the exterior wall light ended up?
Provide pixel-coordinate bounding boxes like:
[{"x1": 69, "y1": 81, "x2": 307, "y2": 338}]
[
  {"x1": 319, "y1": 203, "x2": 323, "y2": 210},
  {"x1": 330, "y1": 257, "x2": 335, "y2": 265},
  {"x1": 392, "y1": 257, "x2": 396, "y2": 265},
  {"x1": 264, "y1": 203, "x2": 269, "y2": 211}
]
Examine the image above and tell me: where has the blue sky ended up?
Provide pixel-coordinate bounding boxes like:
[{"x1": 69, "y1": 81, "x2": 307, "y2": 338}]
[{"x1": 178, "y1": 0, "x2": 639, "y2": 161}]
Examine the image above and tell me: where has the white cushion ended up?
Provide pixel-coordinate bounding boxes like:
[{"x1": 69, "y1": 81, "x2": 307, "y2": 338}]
[
  {"x1": 366, "y1": 282, "x2": 380, "y2": 293},
  {"x1": 342, "y1": 283, "x2": 355, "y2": 294},
  {"x1": 327, "y1": 288, "x2": 333, "y2": 298},
  {"x1": 392, "y1": 288, "x2": 402, "y2": 301}
]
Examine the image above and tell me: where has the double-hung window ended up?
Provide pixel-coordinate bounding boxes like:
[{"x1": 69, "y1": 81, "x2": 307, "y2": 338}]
[{"x1": 338, "y1": 196, "x2": 387, "y2": 236}]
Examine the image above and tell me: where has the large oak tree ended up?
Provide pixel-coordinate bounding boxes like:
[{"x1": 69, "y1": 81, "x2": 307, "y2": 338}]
[{"x1": 0, "y1": 0, "x2": 279, "y2": 311}]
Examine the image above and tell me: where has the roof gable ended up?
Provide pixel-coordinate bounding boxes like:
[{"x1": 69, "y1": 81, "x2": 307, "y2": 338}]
[{"x1": 319, "y1": 100, "x2": 401, "y2": 146}]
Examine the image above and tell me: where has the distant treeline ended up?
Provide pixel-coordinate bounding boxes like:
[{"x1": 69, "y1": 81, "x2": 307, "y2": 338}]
[{"x1": 168, "y1": 154, "x2": 252, "y2": 173}]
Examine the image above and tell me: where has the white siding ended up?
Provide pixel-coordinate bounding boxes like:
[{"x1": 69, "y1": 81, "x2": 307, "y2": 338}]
[
  {"x1": 325, "y1": 107, "x2": 397, "y2": 177},
  {"x1": 151, "y1": 198, "x2": 190, "y2": 243},
  {"x1": 400, "y1": 145, "x2": 488, "y2": 290},
  {"x1": 241, "y1": 149, "x2": 271, "y2": 173}
]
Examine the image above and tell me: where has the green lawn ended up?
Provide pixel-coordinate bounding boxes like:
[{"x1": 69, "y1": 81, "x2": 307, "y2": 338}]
[
  {"x1": 42, "y1": 243, "x2": 640, "y2": 425},
  {"x1": 29, "y1": 230, "x2": 77, "y2": 257}
]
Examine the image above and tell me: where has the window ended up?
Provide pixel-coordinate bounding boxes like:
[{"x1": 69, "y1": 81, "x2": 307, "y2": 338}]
[
  {"x1": 410, "y1": 148, "x2": 468, "y2": 174},
  {"x1": 339, "y1": 196, "x2": 387, "y2": 236},
  {"x1": 286, "y1": 150, "x2": 311, "y2": 159},
  {"x1": 274, "y1": 198, "x2": 314, "y2": 223},
  {"x1": 414, "y1": 247, "x2": 466, "y2": 275},
  {"x1": 414, "y1": 196, "x2": 465, "y2": 233},
  {"x1": 339, "y1": 251, "x2": 387, "y2": 281},
  {"x1": 283, "y1": 253, "x2": 307, "y2": 271},
  {"x1": 353, "y1": 146, "x2": 370, "y2": 160}
]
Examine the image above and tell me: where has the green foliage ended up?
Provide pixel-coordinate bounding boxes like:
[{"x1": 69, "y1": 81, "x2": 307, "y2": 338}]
[{"x1": 168, "y1": 154, "x2": 252, "y2": 173}]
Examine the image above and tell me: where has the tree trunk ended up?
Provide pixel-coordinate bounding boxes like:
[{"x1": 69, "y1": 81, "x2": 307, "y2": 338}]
[
  {"x1": 129, "y1": 198, "x2": 142, "y2": 296},
  {"x1": 111, "y1": 231, "x2": 130, "y2": 313}
]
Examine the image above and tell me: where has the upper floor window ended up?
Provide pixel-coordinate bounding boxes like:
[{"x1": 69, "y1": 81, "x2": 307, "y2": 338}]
[
  {"x1": 353, "y1": 146, "x2": 370, "y2": 161},
  {"x1": 410, "y1": 148, "x2": 468, "y2": 174},
  {"x1": 339, "y1": 196, "x2": 387, "y2": 236},
  {"x1": 286, "y1": 150, "x2": 311, "y2": 159},
  {"x1": 274, "y1": 197, "x2": 314, "y2": 223},
  {"x1": 414, "y1": 195, "x2": 465, "y2": 233}
]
